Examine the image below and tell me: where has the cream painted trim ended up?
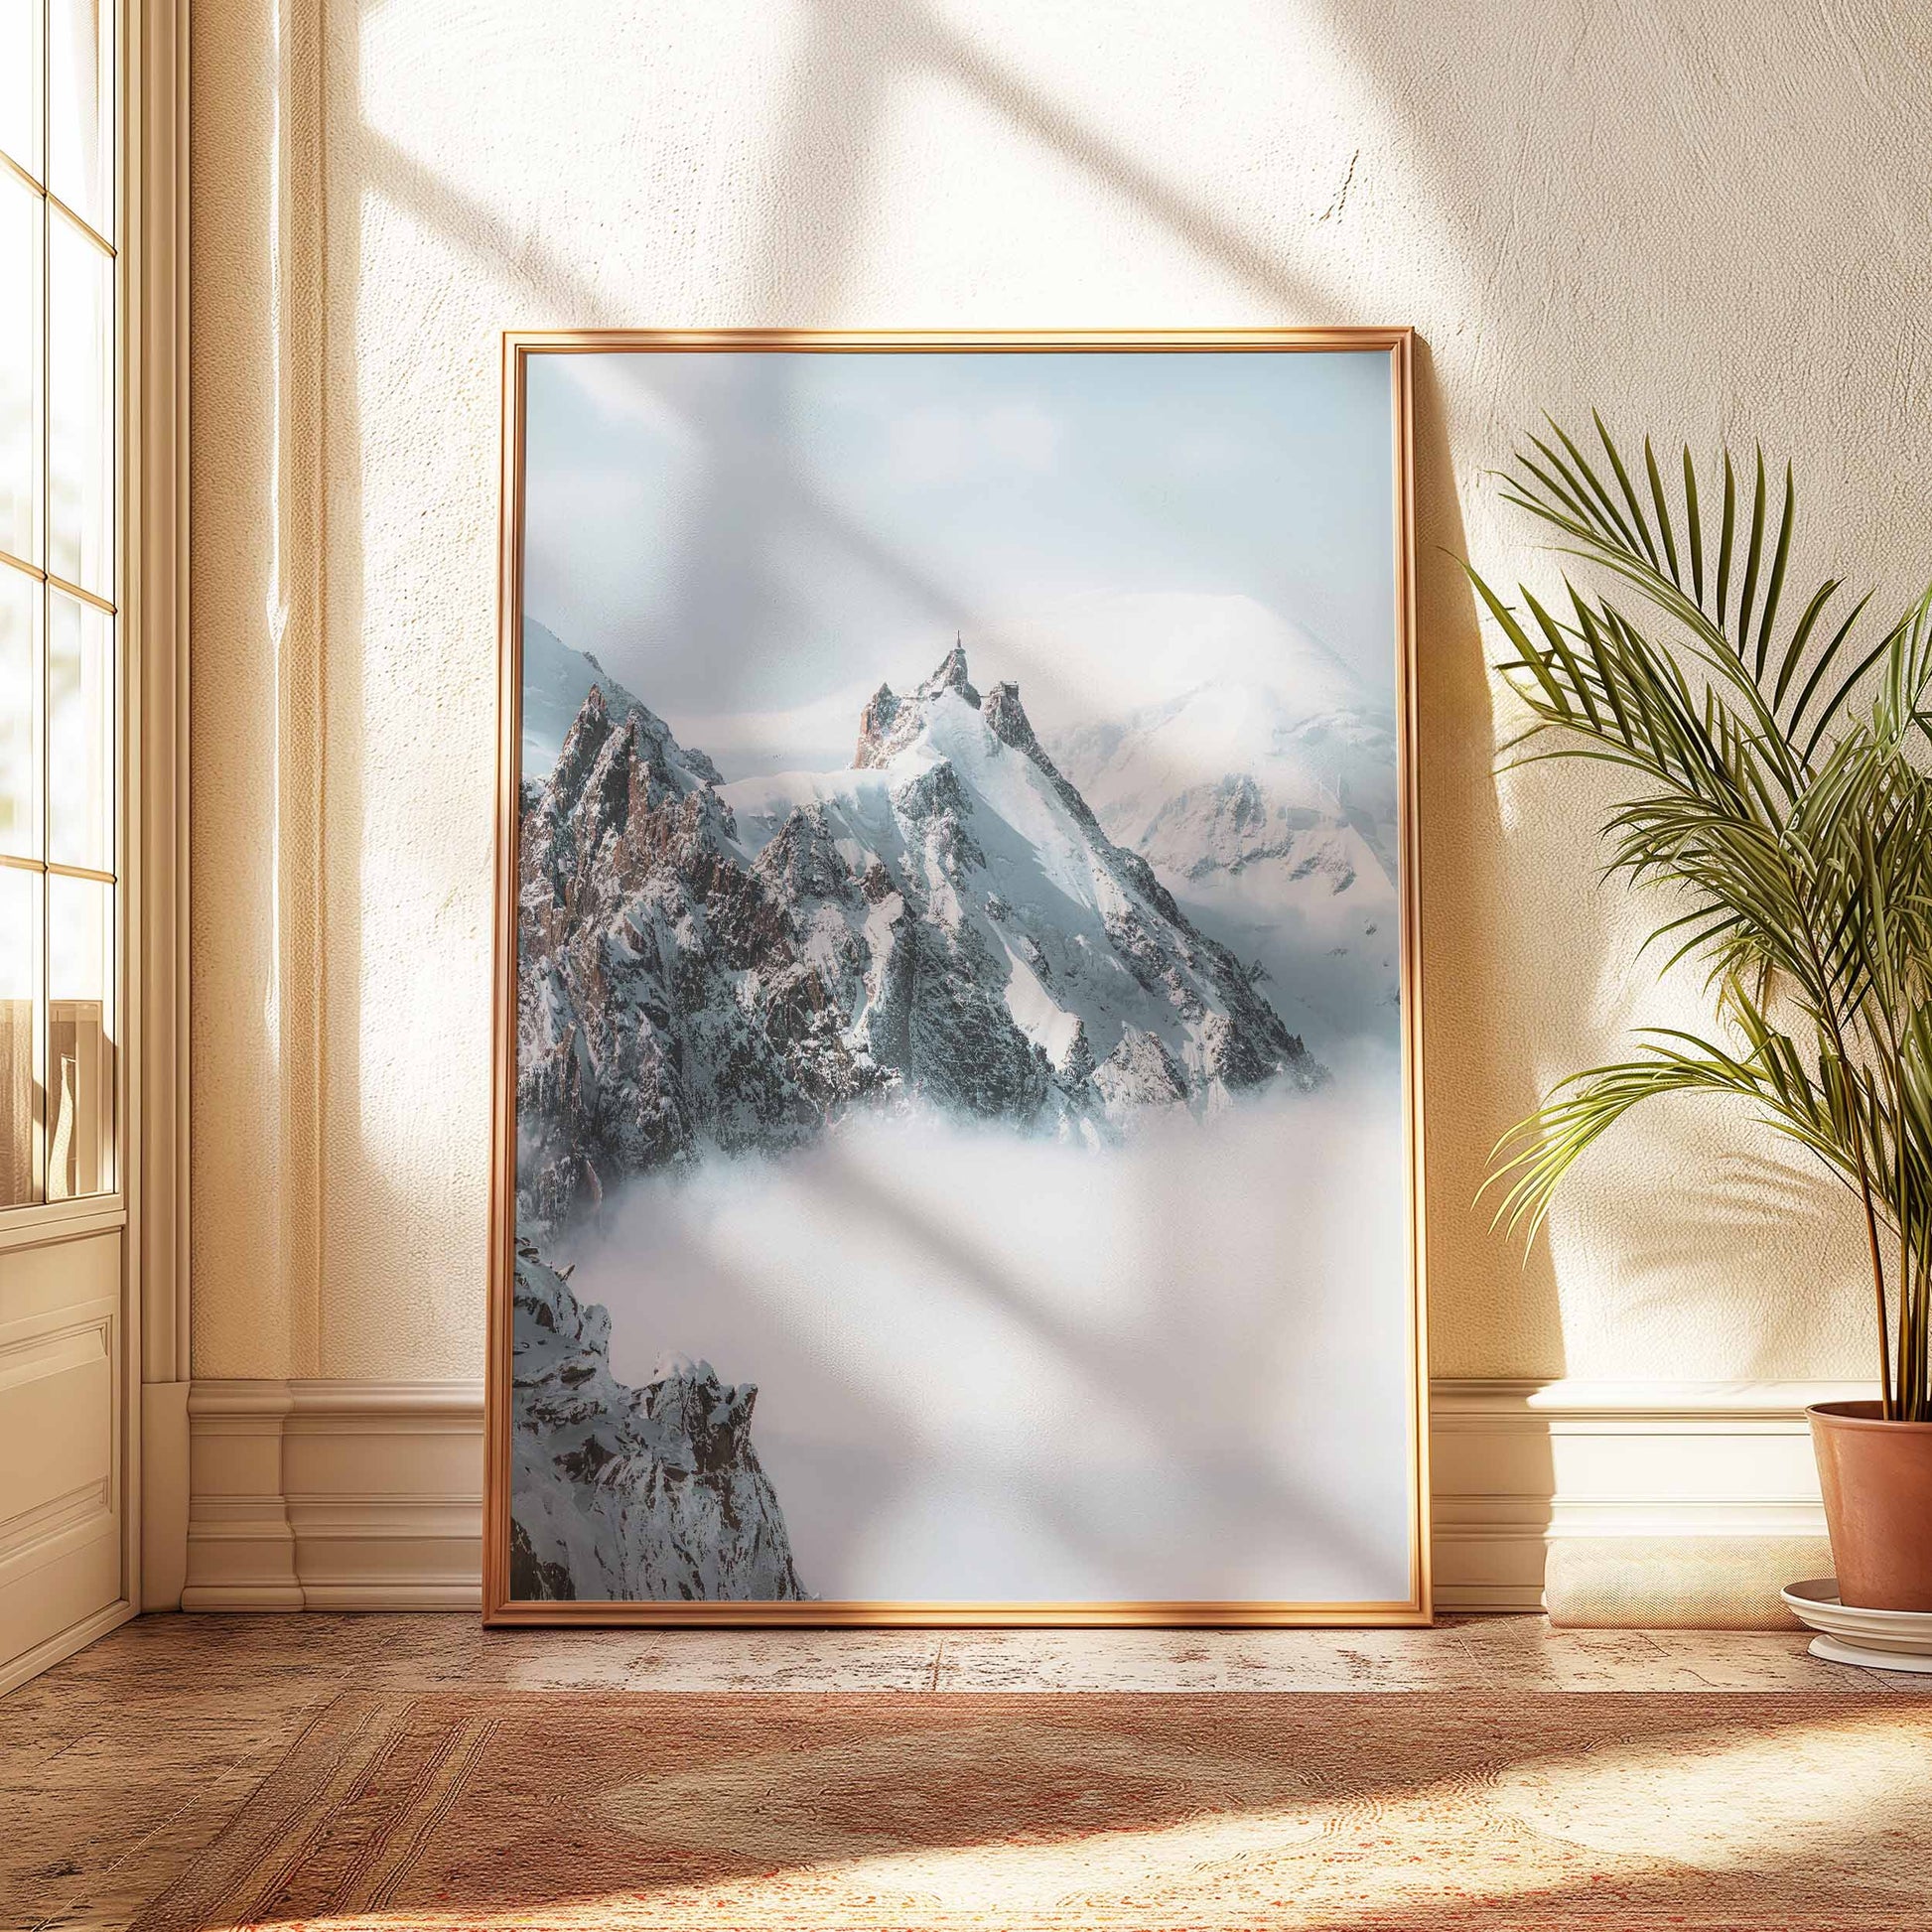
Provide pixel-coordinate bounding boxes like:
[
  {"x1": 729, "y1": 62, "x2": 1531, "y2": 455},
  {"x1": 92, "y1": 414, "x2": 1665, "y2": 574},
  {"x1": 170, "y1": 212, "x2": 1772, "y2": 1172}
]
[
  {"x1": 0, "y1": 0, "x2": 189, "y2": 1690},
  {"x1": 129, "y1": 0, "x2": 190, "y2": 1610},
  {"x1": 1430, "y1": 1377, "x2": 1863, "y2": 1611},
  {"x1": 0, "y1": 1598, "x2": 135, "y2": 1699},
  {"x1": 0, "y1": 1200, "x2": 126, "y2": 1254},
  {"x1": 139, "y1": 1378, "x2": 188, "y2": 1605},
  {"x1": 1432, "y1": 1378, "x2": 1875, "y2": 1420},
  {"x1": 183, "y1": 1376, "x2": 1860, "y2": 1615},
  {"x1": 183, "y1": 1381, "x2": 484, "y2": 1611}
]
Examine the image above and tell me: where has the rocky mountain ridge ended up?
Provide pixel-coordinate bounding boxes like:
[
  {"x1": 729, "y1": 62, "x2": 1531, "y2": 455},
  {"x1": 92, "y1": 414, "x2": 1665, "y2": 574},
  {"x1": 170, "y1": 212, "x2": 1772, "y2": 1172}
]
[
  {"x1": 509, "y1": 1241, "x2": 806, "y2": 1601},
  {"x1": 515, "y1": 641, "x2": 1326, "y2": 1231}
]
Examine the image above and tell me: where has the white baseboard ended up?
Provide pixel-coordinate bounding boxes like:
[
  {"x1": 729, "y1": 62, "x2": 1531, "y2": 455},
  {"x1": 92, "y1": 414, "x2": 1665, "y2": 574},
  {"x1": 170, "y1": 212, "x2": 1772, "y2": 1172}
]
[
  {"x1": 1430, "y1": 1378, "x2": 1861, "y2": 1619},
  {"x1": 184, "y1": 1380, "x2": 483, "y2": 1611},
  {"x1": 182, "y1": 1375, "x2": 1864, "y2": 1617},
  {"x1": 0, "y1": 1598, "x2": 135, "y2": 1698}
]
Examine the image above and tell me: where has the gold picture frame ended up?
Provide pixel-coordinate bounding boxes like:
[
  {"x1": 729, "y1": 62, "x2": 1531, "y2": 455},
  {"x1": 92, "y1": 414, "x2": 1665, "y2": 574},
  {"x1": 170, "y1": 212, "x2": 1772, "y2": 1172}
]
[{"x1": 486, "y1": 329, "x2": 1427, "y2": 1627}]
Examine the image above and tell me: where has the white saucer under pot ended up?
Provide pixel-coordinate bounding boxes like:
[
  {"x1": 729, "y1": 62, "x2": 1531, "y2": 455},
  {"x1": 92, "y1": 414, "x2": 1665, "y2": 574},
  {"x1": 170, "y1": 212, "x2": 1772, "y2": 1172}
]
[{"x1": 1781, "y1": 1578, "x2": 1932, "y2": 1673}]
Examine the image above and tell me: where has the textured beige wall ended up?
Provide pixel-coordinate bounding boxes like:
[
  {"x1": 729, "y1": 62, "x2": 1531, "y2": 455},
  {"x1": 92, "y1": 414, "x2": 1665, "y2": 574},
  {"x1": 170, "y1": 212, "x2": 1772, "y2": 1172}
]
[{"x1": 190, "y1": 0, "x2": 1932, "y2": 1383}]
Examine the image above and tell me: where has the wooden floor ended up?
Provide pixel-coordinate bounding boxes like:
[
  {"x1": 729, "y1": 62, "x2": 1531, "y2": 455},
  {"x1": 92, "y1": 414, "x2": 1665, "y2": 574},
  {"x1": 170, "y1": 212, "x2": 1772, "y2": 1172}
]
[{"x1": 3, "y1": 1612, "x2": 1927, "y2": 1931}]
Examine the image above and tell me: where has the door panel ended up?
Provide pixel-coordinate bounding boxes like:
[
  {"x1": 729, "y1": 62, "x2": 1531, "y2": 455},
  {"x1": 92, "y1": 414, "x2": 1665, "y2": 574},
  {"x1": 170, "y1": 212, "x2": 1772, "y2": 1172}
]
[
  {"x1": 0, "y1": 1228, "x2": 124, "y2": 1677},
  {"x1": 0, "y1": 0, "x2": 136, "y2": 1691}
]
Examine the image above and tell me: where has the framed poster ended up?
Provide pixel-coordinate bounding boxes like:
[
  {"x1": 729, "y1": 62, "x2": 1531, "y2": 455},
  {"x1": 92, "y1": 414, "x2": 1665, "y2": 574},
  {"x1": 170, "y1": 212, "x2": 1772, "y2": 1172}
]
[{"x1": 485, "y1": 331, "x2": 1426, "y2": 1625}]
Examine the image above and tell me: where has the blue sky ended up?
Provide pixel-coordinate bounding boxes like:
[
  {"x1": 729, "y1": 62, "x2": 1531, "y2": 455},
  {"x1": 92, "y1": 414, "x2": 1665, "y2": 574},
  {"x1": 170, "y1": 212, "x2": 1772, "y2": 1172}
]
[{"x1": 522, "y1": 347, "x2": 1397, "y2": 761}]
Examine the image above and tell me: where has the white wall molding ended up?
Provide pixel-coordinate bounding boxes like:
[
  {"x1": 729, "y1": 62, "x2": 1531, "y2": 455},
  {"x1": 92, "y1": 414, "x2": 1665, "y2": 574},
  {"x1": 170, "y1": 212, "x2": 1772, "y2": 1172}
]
[
  {"x1": 183, "y1": 1375, "x2": 1865, "y2": 1616},
  {"x1": 131, "y1": 0, "x2": 194, "y2": 1617},
  {"x1": 183, "y1": 1380, "x2": 484, "y2": 1611},
  {"x1": 1430, "y1": 1377, "x2": 1864, "y2": 1617}
]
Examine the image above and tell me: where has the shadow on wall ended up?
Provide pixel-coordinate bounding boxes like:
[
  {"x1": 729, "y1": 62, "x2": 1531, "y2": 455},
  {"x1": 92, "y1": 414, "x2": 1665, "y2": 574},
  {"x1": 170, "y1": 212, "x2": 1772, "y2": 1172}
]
[
  {"x1": 196, "y1": 0, "x2": 1920, "y2": 1393},
  {"x1": 1407, "y1": 339, "x2": 1566, "y2": 1389},
  {"x1": 222, "y1": 0, "x2": 1566, "y2": 1384}
]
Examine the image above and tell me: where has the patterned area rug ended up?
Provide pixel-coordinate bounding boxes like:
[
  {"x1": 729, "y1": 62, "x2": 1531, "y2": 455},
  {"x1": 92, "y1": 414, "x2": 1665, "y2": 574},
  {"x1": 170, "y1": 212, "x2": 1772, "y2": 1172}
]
[{"x1": 135, "y1": 1691, "x2": 1931, "y2": 1930}]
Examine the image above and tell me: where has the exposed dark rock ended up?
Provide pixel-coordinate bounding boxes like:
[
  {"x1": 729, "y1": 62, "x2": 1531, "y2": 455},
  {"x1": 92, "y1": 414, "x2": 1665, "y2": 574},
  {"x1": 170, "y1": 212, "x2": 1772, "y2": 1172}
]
[
  {"x1": 509, "y1": 1517, "x2": 577, "y2": 1600},
  {"x1": 510, "y1": 1242, "x2": 807, "y2": 1602},
  {"x1": 515, "y1": 640, "x2": 1327, "y2": 1230},
  {"x1": 853, "y1": 683, "x2": 903, "y2": 768},
  {"x1": 983, "y1": 679, "x2": 1038, "y2": 755}
]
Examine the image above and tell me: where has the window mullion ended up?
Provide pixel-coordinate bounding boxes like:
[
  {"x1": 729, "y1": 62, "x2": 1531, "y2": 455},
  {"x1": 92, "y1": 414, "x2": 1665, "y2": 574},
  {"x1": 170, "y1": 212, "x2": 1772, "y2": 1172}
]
[
  {"x1": 39, "y1": 0, "x2": 48, "y2": 1205},
  {"x1": 38, "y1": 2, "x2": 48, "y2": 1203}
]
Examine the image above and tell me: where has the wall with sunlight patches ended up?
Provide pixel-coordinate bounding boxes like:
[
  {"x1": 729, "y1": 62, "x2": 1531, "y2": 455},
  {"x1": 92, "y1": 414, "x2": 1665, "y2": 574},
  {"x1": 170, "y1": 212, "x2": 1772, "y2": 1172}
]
[{"x1": 190, "y1": 0, "x2": 1932, "y2": 1382}]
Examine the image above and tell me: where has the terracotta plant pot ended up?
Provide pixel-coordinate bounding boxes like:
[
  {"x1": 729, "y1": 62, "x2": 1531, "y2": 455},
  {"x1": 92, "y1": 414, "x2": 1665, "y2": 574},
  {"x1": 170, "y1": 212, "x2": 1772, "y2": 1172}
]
[{"x1": 1809, "y1": 1401, "x2": 1932, "y2": 1611}]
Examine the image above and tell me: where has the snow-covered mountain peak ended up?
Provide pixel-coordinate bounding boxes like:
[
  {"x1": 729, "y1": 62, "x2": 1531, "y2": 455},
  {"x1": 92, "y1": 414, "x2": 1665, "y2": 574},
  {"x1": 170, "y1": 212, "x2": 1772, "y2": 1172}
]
[
  {"x1": 649, "y1": 1349, "x2": 713, "y2": 1385},
  {"x1": 1055, "y1": 677, "x2": 1397, "y2": 868},
  {"x1": 1039, "y1": 629, "x2": 1403, "y2": 1057},
  {"x1": 851, "y1": 684, "x2": 901, "y2": 768},
  {"x1": 853, "y1": 638, "x2": 993, "y2": 769},
  {"x1": 523, "y1": 618, "x2": 643, "y2": 779},
  {"x1": 517, "y1": 645, "x2": 1326, "y2": 1227},
  {"x1": 847, "y1": 640, "x2": 1056, "y2": 789},
  {"x1": 918, "y1": 638, "x2": 980, "y2": 707},
  {"x1": 983, "y1": 679, "x2": 1040, "y2": 757},
  {"x1": 521, "y1": 617, "x2": 729, "y2": 797}
]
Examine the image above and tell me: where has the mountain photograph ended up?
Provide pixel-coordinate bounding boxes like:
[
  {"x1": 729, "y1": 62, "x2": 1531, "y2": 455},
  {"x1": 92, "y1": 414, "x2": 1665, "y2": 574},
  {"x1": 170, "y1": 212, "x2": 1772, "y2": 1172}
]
[
  {"x1": 515, "y1": 635, "x2": 1329, "y2": 1236},
  {"x1": 507, "y1": 345, "x2": 1416, "y2": 1609}
]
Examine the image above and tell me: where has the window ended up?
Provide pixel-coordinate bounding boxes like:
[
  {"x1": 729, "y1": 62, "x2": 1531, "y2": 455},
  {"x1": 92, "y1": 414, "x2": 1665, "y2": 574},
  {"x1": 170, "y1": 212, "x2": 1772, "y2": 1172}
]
[{"x1": 0, "y1": 0, "x2": 117, "y2": 1208}]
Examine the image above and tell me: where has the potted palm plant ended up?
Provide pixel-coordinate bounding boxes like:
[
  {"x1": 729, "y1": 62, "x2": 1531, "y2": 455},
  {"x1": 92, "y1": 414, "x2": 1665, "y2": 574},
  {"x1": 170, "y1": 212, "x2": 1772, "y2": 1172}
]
[{"x1": 1471, "y1": 418, "x2": 1932, "y2": 1610}]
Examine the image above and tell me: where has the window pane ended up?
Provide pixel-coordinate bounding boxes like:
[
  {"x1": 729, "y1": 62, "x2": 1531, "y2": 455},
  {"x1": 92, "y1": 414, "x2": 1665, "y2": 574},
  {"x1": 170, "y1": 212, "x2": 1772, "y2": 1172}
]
[
  {"x1": 48, "y1": 591, "x2": 108, "y2": 870},
  {"x1": 49, "y1": 0, "x2": 110, "y2": 239},
  {"x1": 0, "y1": 0, "x2": 43, "y2": 181},
  {"x1": 0, "y1": 568, "x2": 39, "y2": 858},
  {"x1": 48, "y1": 208, "x2": 111, "y2": 597},
  {"x1": 0, "y1": 865, "x2": 40, "y2": 1206},
  {"x1": 47, "y1": 870, "x2": 110, "y2": 1199},
  {"x1": 0, "y1": 167, "x2": 41, "y2": 566}
]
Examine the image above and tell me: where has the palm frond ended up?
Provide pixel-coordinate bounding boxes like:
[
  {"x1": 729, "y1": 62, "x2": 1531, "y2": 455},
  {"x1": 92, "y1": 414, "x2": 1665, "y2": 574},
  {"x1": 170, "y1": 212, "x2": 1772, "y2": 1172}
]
[
  {"x1": 1472, "y1": 414, "x2": 1932, "y2": 1416},
  {"x1": 1494, "y1": 419, "x2": 1907, "y2": 759}
]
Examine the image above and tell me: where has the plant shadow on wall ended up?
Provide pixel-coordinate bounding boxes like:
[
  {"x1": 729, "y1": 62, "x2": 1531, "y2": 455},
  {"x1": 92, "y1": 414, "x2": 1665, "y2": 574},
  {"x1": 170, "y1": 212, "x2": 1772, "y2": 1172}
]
[{"x1": 1472, "y1": 419, "x2": 1932, "y2": 1421}]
